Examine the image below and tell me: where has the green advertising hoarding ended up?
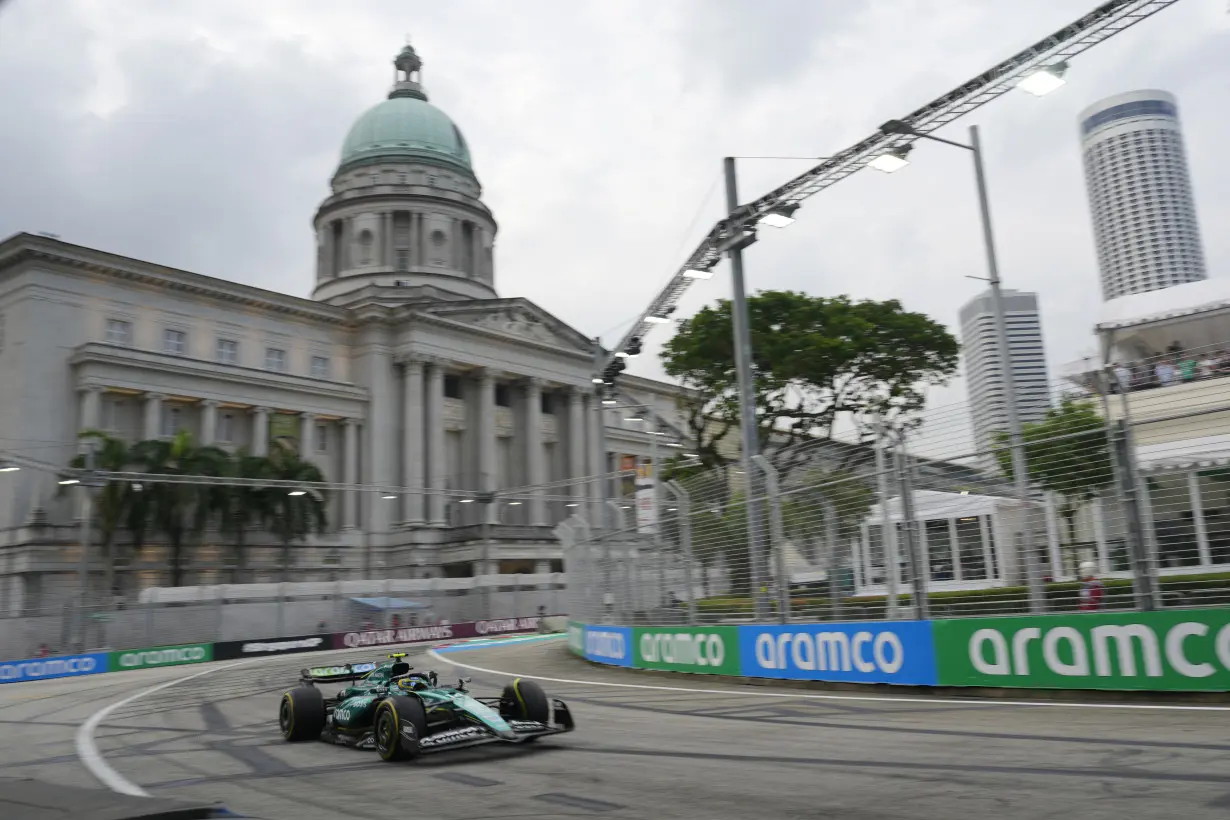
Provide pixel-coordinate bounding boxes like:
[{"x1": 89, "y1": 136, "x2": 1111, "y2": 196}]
[
  {"x1": 934, "y1": 608, "x2": 1230, "y2": 691},
  {"x1": 108, "y1": 643, "x2": 213, "y2": 673},
  {"x1": 632, "y1": 626, "x2": 740, "y2": 675}
]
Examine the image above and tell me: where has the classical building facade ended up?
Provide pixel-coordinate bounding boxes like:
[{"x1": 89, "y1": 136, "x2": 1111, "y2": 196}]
[{"x1": 0, "y1": 45, "x2": 685, "y2": 603}]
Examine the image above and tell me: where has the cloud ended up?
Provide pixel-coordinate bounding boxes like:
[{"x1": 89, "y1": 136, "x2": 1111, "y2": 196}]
[{"x1": 0, "y1": 0, "x2": 1226, "y2": 460}]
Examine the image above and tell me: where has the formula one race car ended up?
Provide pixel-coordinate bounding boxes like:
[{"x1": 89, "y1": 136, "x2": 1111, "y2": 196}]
[{"x1": 278, "y1": 653, "x2": 575, "y2": 761}]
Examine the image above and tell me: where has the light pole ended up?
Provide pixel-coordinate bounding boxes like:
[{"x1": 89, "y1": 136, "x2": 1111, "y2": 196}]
[
  {"x1": 873, "y1": 121, "x2": 1043, "y2": 614},
  {"x1": 63, "y1": 444, "x2": 108, "y2": 650},
  {"x1": 722, "y1": 157, "x2": 771, "y2": 620}
]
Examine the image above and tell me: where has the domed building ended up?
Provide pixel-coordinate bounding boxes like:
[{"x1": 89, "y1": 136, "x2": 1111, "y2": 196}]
[{"x1": 0, "y1": 45, "x2": 684, "y2": 612}]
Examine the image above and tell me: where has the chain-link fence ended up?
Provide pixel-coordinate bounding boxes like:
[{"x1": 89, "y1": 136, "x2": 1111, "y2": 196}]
[{"x1": 564, "y1": 381, "x2": 1230, "y2": 626}]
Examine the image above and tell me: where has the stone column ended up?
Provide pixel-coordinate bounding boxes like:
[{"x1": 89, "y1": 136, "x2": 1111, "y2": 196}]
[
  {"x1": 476, "y1": 369, "x2": 497, "y2": 524},
  {"x1": 402, "y1": 359, "x2": 425, "y2": 524},
  {"x1": 567, "y1": 387, "x2": 587, "y2": 506},
  {"x1": 414, "y1": 213, "x2": 426, "y2": 266},
  {"x1": 79, "y1": 384, "x2": 102, "y2": 433},
  {"x1": 201, "y1": 400, "x2": 219, "y2": 445},
  {"x1": 340, "y1": 217, "x2": 353, "y2": 271},
  {"x1": 343, "y1": 417, "x2": 359, "y2": 529},
  {"x1": 426, "y1": 361, "x2": 446, "y2": 525},
  {"x1": 251, "y1": 406, "x2": 270, "y2": 456},
  {"x1": 299, "y1": 412, "x2": 315, "y2": 456},
  {"x1": 524, "y1": 377, "x2": 547, "y2": 525},
  {"x1": 381, "y1": 212, "x2": 393, "y2": 267},
  {"x1": 451, "y1": 218, "x2": 461, "y2": 269},
  {"x1": 143, "y1": 392, "x2": 163, "y2": 440}
]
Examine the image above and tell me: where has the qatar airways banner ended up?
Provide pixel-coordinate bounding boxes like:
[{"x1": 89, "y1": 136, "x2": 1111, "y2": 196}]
[{"x1": 330, "y1": 616, "x2": 545, "y2": 650}]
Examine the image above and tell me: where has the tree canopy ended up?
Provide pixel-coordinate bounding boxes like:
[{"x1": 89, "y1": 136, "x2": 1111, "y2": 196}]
[
  {"x1": 661, "y1": 290, "x2": 959, "y2": 475},
  {"x1": 994, "y1": 399, "x2": 1114, "y2": 564}
]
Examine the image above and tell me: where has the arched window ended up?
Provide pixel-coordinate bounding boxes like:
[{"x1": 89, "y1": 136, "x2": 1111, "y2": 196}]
[{"x1": 358, "y1": 229, "x2": 374, "y2": 266}]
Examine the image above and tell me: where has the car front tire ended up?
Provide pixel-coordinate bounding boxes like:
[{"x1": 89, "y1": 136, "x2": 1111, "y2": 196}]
[
  {"x1": 280, "y1": 687, "x2": 325, "y2": 742},
  {"x1": 373, "y1": 695, "x2": 428, "y2": 762}
]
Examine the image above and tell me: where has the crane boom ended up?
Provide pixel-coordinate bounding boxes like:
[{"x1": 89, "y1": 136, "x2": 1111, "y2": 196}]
[{"x1": 600, "y1": 0, "x2": 1183, "y2": 374}]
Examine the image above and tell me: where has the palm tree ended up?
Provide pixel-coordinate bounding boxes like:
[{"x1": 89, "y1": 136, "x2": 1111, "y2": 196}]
[
  {"x1": 65, "y1": 430, "x2": 133, "y2": 598},
  {"x1": 131, "y1": 430, "x2": 222, "y2": 587},
  {"x1": 263, "y1": 441, "x2": 329, "y2": 581},
  {"x1": 216, "y1": 450, "x2": 272, "y2": 583}
]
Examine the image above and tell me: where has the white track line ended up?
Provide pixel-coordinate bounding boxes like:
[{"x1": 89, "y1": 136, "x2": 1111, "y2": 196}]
[
  {"x1": 76, "y1": 659, "x2": 263, "y2": 796},
  {"x1": 428, "y1": 647, "x2": 1230, "y2": 713}
]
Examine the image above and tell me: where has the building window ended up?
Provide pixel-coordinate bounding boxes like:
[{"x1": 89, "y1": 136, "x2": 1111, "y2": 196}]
[
  {"x1": 218, "y1": 412, "x2": 235, "y2": 443},
  {"x1": 160, "y1": 405, "x2": 182, "y2": 437},
  {"x1": 265, "y1": 348, "x2": 287, "y2": 373},
  {"x1": 105, "y1": 319, "x2": 133, "y2": 347},
  {"x1": 310, "y1": 355, "x2": 330, "y2": 380},
  {"x1": 315, "y1": 423, "x2": 328, "y2": 453},
  {"x1": 495, "y1": 384, "x2": 511, "y2": 407},
  {"x1": 540, "y1": 392, "x2": 554, "y2": 415},
  {"x1": 163, "y1": 328, "x2": 187, "y2": 356},
  {"x1": 216, "y1": 338, "x2": 239, "y2": 365},
  {"x1": 443, "y1": 374, "x2": 462, "y2": 399},
  {"x1": 395, "y1": 249, "x2": 410, "y2": 272},
  {"x1": 358, "y1": 230, "x2": 374, "y2": 265}
]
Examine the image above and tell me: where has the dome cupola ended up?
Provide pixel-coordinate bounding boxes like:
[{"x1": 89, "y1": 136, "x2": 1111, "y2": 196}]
[{"x1": 312, "y1": 43, "x2": 497, "y2": 306}]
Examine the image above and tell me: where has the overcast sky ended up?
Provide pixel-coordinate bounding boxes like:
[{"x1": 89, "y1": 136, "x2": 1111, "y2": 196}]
[{"x1": 1, "y1": 0, "x2": 1227, "y2": 458}]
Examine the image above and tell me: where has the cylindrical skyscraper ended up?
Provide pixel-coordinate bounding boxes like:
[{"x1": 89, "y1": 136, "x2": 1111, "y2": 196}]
[{"x1": 1079, "y1": 90, "x2": 1206, "y2": 302}]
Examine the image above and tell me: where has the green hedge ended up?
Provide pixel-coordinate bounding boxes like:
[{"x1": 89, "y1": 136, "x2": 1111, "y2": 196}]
[{"x1": 692, "y1": 572, "x2": 1230, "y2": 621}]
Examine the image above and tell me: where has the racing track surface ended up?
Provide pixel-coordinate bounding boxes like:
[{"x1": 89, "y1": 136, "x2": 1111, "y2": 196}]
[{"x1": 2, "y1": 637, "x2": 1230, "y2": 819}]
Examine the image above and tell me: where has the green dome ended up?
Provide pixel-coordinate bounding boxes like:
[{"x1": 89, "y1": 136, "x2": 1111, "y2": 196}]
[{"x1": 338, "y1": 96, "x2": 473, "y2": 174}]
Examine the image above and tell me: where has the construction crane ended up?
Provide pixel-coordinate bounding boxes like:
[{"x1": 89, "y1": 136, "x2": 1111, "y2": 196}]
[{"x1": 597, "y1": 0, "x2": 1185, "y2": 379}]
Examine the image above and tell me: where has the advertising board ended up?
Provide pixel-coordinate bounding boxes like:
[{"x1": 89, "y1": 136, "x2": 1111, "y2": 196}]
[
  {"x1": 739, "y1": 621, "x2": 938, "y2": 686},
  {"x1": 633, "y1": 626, "x2": 740, "y2": 675},
  {"x1": 568, "y1": 622, "x2": 586, "y2": 656},
  {"x1": 109, "y1": 643, "x2": 213, "y2": 672},
  {"x1": 583, "y1": 625, "x2": 633, "y2": 667},
  {"x1": 213, "y1": 634, "x2": 327, "y2": 661},
  {"x1": 0, "y1": 652, "x2": 109, "y2": 684},
  {"x1": 934, "y1": 608, "x2": 1230, "y2": 691},
  {"x1": 330, "y1": 617, "x2": 544, "y2": 650}
]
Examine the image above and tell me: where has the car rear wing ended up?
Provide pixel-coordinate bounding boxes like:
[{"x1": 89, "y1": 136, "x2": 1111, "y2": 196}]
[{"x1": 299, "y1": 661, "x2": 377, "y2": 684}]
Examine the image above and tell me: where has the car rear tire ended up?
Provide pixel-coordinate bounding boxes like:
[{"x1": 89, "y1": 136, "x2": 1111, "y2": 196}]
[
  {"x1": 373, "y1": 696, "x2": 427, "y2": 762},
  {"x1": 501, "y1": 677, "x2": 550, "y2": 723},
  {"x1": 280, "y1": 687, "x2": 325, "y2": 742}
]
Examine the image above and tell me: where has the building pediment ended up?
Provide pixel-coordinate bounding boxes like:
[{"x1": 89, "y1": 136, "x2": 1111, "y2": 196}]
[{"x1": 415, "y1": 299, "x2": 594, "y2": 354}]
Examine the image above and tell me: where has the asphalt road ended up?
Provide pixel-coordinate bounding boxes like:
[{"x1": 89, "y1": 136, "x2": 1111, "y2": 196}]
[{"x1": 2, "y1": 637, "x2": 1230, "y2": 819}]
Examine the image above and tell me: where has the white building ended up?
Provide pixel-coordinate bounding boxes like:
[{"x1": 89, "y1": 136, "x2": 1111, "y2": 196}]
[
  {"x1": 0, "y1": 45, "x2": 685, "y2": 605},
  {"x1": 1079, "y1": 89, "x2": 1207, "y2": 302},
  {"x1": 958, "y1": 289, "x2": 1051, "y2": 465}
]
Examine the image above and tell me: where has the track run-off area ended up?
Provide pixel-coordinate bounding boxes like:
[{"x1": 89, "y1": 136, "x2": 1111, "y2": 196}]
[{"x1": 2, "y1": 635, "x2": 1230, "y2": 819}]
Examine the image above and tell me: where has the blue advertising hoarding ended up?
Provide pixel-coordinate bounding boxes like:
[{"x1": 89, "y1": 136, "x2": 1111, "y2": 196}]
[
  {"x1": 738, "y1": 621, "x2": 937, "y2": 686},
  {"x1": 0, "y1": 652, "x2": 110, "y2": 684},
  {"x1": 583, "y1": 625, "x2": 633, "y2": 667}
]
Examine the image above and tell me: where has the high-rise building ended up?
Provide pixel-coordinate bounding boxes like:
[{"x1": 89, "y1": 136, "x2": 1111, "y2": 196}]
[
  {"x1": 1079, "y1": 89, "x2": 1206, "y2": 301},
  {"x1": 959, "y1": 290, "x2": 1051, "y2": 465}
]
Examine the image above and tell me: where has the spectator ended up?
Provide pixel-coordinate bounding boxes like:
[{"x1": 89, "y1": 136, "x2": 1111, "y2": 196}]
[
  {"x1": 316, "y1": 620, "x2": 328, "y2": 633},
  {"x1": 1155, "y1": 359, "x2": 1177, "y2": 387},
  {"x1": 1179, "y1": 356, "x2": 1198, "y2": 382},
  {"x1": 38, "y1": 643, "x2": 50, "y2": 658},
  {"x1": 391, "y1": 613, "x2": 401, "y2": 629},
  {"x1": 1078, "y1": 561, "x2": 1105, "y2": 611},
  {"x1": 1200, "y1": 352, "x2": 1217, "y2": 378},
  {"x1": 1113, "y1": 363, "x2": 1131, "y2": 393}
]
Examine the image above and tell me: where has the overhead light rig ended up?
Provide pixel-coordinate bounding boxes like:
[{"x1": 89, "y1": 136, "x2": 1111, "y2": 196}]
[{"x1": 594, "y1": 0, "x2": 1181, "y2": 376}]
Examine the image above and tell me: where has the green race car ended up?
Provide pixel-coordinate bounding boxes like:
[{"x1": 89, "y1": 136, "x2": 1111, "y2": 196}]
[{"x1": 278, "y1": 653, "x2": 575, "y2": 761}]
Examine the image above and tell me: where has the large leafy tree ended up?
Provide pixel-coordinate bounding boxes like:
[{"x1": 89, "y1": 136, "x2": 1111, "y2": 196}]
[
  {"x1": 662, "y1": 291, "x2": 959, "y2": 478},
  {"x1": 995, "y1": 400, "x2": 1114, "y2": 572},
  {"x1": 263, "y1": 441, "x2": 329, "y2": 581}
]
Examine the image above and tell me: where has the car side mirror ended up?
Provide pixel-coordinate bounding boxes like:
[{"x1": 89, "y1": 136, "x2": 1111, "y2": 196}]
[{"x1": 458, "y1": 677, "x2": 471, "y2": 690}]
